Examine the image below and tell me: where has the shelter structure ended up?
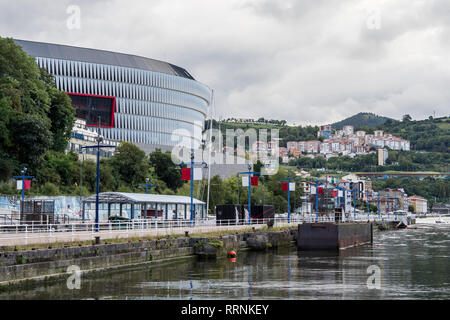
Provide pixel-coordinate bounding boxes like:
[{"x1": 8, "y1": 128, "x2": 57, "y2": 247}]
[{"x1": 82, "y1": 192, "x2": 206, "y2": 221}]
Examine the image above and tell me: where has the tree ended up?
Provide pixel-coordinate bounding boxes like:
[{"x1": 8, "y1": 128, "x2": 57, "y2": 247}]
[
  {"x1": 42, "y1": 72, "x2": 75, "y2": 152},
  {"x1": 408, "y1": 205, "x2": 415, "y2": 213},
  {"x1": 149, "y1": 149, "x2": 183, "y2": 191},
  {"x1": 402, "y1": 114, "x2": 412, "y2": 122},
  {"x1": 110, "y1": 142, "x2": 149, "y2": 187},
  {"x1": 0, "y1": 37, "x2": 75, "y2": 178}
]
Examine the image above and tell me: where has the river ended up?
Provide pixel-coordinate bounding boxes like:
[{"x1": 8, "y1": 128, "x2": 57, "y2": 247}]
[{"x1": 1, "y1": 224, "x2": 449, "y2": 300}]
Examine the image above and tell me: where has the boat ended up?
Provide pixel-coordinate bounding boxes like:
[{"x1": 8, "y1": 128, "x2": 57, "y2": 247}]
[
  {"x1": 396, "y1": 217, "x2": 408, "y2": 229},
  {"x1": 435, "y1": 216, "x2": 448, "y2": 224}
]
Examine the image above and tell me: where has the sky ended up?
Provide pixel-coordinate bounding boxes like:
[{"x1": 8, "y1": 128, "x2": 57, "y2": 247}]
[{"x1": 1, "y1": 0, "x2": 449, "y2": 125}]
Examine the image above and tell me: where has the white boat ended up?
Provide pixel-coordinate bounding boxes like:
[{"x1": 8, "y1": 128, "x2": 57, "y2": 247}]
[{"x1": 435, "y1": 216, "x2": 448, "y2": 224}]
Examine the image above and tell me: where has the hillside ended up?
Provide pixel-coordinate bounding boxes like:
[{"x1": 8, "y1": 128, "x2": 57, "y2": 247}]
[
  {"x1": 331, "y1": 112, "x2": 393, "y2": 129},
  {"x1": 374, "y1": 116, "x2": 449, "y2": 153}
]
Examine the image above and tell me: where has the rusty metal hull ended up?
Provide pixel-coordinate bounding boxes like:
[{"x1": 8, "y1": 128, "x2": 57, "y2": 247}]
[{"x1": 297, "y1": 222, "x2": 373, "y2": 250}]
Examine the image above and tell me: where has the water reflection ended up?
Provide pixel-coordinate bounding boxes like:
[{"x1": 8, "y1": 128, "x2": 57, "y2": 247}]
[{"x1": 0, "y1": 227, "x2": 449, "y2": 300}]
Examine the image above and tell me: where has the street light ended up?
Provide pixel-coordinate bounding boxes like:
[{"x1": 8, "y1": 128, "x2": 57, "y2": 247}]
[
  {"x1": 81, "y1": 130, "x2": 115, "y2": 232},
  {"x1": 13, "y1": 167, "x2": 34, "y2": 215},
  {"x1": 140, "y1": 177, "x2": 155, "y2": 194},
  {"x1": 177, "y1": 148, "x2": 207, "y2": 226}
]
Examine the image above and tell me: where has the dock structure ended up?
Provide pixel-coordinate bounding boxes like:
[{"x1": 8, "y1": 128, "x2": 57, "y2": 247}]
[{"x1": 297, "y1": 222, "x2": 373, "y2": 250}]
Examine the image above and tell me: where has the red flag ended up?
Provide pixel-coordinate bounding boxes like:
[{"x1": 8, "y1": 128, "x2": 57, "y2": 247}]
[
  {"x1": 24, "y1": 180, "x2": 31, "y2": 190},
  {"x1": 317, "y1": 187, "x2": 324, "y2": 194},
  {"x1": 332, "y1": 190, "x2": 337, "y2": 197},
  {"x1": 181, "y1": 168, "x2": 191, "y2": 181},
  {"x1": 282, "y1": 182, "x2": 288, "y2": 191},
  {"x1": 251, "y1": 176, "x2": 258, "y2": 186}
]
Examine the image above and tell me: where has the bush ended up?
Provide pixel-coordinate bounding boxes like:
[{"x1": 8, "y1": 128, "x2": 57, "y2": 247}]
[{"x1": 41, "y1": 182, "x2": 59, "y2": 195}]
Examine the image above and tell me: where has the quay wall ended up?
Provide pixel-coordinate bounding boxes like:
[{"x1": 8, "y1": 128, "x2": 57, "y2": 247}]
[{"x1": 0, "y1": 228, "x2": 298, "y2": 286}]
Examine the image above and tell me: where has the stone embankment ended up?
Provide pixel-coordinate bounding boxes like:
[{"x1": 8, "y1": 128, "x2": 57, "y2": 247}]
[{"x1": 0, "y1": 228, "x2": 298, "y2": 286}]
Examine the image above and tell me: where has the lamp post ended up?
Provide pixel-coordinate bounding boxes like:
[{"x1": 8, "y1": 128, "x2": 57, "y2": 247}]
[
  {"x1": 13, "y1": 167, "x2": 34, "y2": 215},
  {"x1": 238, "y1": 164, "x2": 260, "y2": 225},
  {"x1": 280, "y1": 169, "x2": 297, "y2": 223},
  {"x1": 177, "y1": 148, "x2": 207, "y2": 227},
  {"x1": 140, "y1": 177, "x2": 155, "y2": 194},
  {"x1": 81, "y1": 130, "x2": 115, "y2": 232},
  {"x1": 309, "y1": 181, "x2": 323, "y2": 222}
]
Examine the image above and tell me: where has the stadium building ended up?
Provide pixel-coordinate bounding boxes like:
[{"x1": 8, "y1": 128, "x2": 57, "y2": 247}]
[{"x1": 14, "y1": 39, "x2": 211, "y2": 153}]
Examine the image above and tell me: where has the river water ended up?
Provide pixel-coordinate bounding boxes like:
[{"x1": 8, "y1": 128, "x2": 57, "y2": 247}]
[{"x1": 1, "y1": 225, "x2": 449, "y2": 300}]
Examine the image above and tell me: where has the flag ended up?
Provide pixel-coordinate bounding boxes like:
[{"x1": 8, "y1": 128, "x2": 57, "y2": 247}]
[
  {"x1": 318, "y1": 187, "x2": 324, "y2": 194},
  {"x1": 182, "y1": 168, "x2": 191, "y2": 180},
  {"x1": 282, "y1": 182, "x2": 288, "y2": 191},
  {"x1": 193, "y1": 168, "x2": 202, "y2": 180},
  {"x1": 242, "y1": 176, "x2": 249, "y2": 187},
  {"x1": 251, "y1": 176, "x2": 258, "y2": 186},
  {"x1": 24, "y1": 180, "x2": 31, "y2": 190},
  {"x1": 16, "y1": 180, "x2": 22, "y2": 190},
  {"x1": 332, "y1": 190, "x2": 337, "y2": 197},
  {"x1": 289, "y1": 183, "x2": 295, "y2": 191}
]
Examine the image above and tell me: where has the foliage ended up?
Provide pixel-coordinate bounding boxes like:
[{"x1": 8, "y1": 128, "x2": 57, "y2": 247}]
[
  {"x1": 373, "y1": 116, "x2": 449, "y2": 153},
  {"x1": 290, "y1": 151, "x2": 449, "y2": 172},
  {"x1": 372, "y1": 177, "x2": 449, "y2": 206},
  {"x1": 0, "y1": 36, "x2": 74, "y2": 175},
  {"x1": 149, "y1": 149, "x2": 182, "y2": 191},
  {"x1": 331, "y1": 112, "x2": 393, "y2": 129},
  {"x1": 109, "y1": 142, "x2": 149, "y2": 188}
]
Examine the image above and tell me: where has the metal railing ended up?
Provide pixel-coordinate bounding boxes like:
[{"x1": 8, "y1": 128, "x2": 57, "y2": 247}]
[{"x1": 0, "y1": 213, "x2": 405, "y2": 243}]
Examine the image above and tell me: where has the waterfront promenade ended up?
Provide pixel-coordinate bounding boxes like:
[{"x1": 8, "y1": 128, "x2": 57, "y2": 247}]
[
  {"x1": 0, "y1": 215, "x2": 397, "y2": 247},
  {"x1": 0, "y1": 219, "x2": 300, "y2": 247}
]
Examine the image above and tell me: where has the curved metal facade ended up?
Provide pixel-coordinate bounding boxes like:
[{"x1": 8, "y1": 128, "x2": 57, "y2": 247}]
[{"x1": 17, "y1": 40, "x2": 211, "y2": 152}]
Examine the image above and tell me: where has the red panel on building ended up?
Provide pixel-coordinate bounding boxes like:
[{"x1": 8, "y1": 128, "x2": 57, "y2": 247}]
[
  {"x1": 251, "y1": 176, "x2": 259, "y2": 186},
  {"x1": 182, "y1": 168, "x2": 191, "y2": 181}
]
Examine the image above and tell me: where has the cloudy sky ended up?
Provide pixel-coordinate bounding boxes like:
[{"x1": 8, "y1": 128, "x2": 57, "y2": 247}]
[{"x1": 1, "y1": 0, "x2": 449, "y2": 125}]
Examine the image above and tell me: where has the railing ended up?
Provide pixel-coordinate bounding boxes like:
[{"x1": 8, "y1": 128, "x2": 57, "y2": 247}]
[{"x1": 0, "y1": 213, "x2": 405, "y2": 244}]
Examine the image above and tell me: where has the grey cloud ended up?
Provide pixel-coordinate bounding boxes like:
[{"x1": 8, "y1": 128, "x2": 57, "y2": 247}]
[{"x1": 1, "y1": 0, "x2": 449, "y2": 125}]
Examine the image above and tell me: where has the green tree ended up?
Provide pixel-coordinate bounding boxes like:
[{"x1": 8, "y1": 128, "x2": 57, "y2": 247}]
[
  {"x1": 110, "y1": 142, "x2": 149, "y2": 188},
  {"x1": 149, "y1": 149, "x2": 182, "y2": 191}
]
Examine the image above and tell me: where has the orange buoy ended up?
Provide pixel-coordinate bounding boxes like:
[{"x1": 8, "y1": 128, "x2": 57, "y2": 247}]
[{"x1": 228, "y1": 250, "x2": 236, "y2": 258}]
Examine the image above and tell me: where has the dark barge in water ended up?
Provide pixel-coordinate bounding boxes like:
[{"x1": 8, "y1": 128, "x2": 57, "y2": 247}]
[{"x1": 297, "y1": 222, "x2": 373, "y2": 250}]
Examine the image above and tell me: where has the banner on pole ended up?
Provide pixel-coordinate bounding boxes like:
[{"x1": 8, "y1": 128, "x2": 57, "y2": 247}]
[
  {"x1": 193, "y1": 168, "x2": 202, "y2": 180},
  {"x1": 242, "y1": 176, "x2": 249, "y2": 187},
  {"x1": 289, "y1": 183, "x2": 295, "y2": 191},
  {"x1": 332, "y1": 190, "x2": 337, "y2": 197},
  {"x1": 318, "y1": 187, "x2": 324, "y2": 194},
  {"x1": 24, "y1": 180, "x2": 31, "y2": 190},
  {"x1": 181, "y1": 168, "x2": 191, "y2": 180},
  {"x1": 16, "y1": 180, "x2": 22, "y2": 190},
  {"x1": 251, "y1": 176, "x2": 258, "y2": 186},
  {"x1": 282, "y1": 182, "x2": 288, "y2": 191},
  {"x1": 338, "y1": 190, "x2": 343, "y2": 197},
  {"x1": 310, "y1": 186, "x2": 316, "y2": 194}
]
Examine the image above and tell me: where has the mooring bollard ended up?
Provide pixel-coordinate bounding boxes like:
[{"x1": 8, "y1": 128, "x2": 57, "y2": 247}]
[{"x1": 95, "y1": 236, "x2": 100, "y2": 245}]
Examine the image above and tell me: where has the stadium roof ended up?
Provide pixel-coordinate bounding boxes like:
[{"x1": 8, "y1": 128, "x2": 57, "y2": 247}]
[
  {"x1": 83, "y1": 192, "x2": 205, "y2": 205},
  {"x1": 14, "y1": 39, "x2": 195, "y2": 80}
]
